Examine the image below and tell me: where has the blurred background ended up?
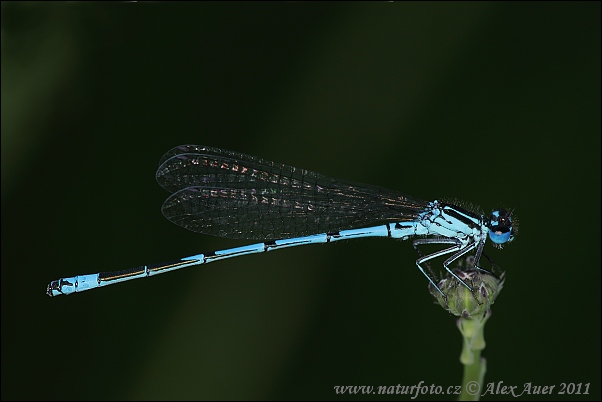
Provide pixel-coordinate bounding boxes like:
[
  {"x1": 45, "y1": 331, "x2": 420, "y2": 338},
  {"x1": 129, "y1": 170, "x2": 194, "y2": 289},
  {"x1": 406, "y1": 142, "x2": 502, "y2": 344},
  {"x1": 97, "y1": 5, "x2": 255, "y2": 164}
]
[{"x1": 2, "y1": 2, "x2": 600, "y2": 400}]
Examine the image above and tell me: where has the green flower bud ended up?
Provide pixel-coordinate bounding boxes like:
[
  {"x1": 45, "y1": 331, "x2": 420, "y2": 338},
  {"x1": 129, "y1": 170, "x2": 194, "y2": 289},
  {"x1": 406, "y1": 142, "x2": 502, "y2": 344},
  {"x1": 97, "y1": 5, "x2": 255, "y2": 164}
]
[{"x1": 429, "y1": 267, "x2": 505, "y2": 318}]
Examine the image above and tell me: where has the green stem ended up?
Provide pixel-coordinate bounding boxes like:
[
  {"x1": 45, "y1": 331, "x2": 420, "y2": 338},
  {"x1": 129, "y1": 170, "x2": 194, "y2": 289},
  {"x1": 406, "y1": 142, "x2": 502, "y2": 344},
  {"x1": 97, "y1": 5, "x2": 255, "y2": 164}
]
[{"x1": 457, "y1": 310, "x2": 490, "y2": 401}]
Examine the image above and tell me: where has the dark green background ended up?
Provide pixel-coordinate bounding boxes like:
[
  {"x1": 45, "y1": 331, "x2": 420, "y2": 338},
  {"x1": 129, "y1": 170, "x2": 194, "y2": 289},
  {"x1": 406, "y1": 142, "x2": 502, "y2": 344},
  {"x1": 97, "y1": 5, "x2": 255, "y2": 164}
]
[{"x1": 2, "y1": 2, "x2": 600, "y2": 400}]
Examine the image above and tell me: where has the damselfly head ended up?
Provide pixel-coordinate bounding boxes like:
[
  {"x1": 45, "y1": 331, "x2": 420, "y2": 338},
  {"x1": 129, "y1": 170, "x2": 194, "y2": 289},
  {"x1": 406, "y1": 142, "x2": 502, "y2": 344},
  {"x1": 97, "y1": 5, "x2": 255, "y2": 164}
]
[{"x1": 488, "y1": 209, "x2": 516, "y2": 247}]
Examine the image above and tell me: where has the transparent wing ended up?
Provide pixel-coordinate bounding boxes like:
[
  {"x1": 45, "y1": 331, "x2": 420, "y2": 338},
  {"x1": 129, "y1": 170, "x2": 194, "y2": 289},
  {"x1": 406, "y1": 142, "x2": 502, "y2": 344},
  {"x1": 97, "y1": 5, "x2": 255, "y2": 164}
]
[{"x1": 156, "y1": 145, "x2": 428, "y2": 240}]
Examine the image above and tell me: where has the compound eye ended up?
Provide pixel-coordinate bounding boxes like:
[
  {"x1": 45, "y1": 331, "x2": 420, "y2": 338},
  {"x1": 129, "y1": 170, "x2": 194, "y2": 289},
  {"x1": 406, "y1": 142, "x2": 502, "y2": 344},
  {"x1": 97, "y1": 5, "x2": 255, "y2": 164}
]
[{"x1": 489, "y1": 227, "x2": 513, "y2": 244}]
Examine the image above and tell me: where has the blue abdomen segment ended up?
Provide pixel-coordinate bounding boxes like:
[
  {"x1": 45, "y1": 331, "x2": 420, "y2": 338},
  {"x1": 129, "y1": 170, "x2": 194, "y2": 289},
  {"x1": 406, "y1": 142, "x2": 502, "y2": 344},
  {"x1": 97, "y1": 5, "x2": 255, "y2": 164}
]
[{"x1": 46, "y1": 274, "x2": 100, "y2": 296}]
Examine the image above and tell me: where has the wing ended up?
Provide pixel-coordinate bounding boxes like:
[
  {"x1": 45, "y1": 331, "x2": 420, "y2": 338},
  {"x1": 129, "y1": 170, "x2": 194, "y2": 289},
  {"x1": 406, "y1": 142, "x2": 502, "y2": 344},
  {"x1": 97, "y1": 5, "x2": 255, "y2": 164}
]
[{"x1": 156, "y1": 145, "x2": 428, "y2": 240}]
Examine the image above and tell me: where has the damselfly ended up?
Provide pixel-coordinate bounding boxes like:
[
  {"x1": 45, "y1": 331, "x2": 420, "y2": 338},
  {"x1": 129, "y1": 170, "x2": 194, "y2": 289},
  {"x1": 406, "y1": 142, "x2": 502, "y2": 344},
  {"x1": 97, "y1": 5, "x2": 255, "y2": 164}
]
[{"x1": 47, "y1": 145, "x2": 515, "y2": 298}]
